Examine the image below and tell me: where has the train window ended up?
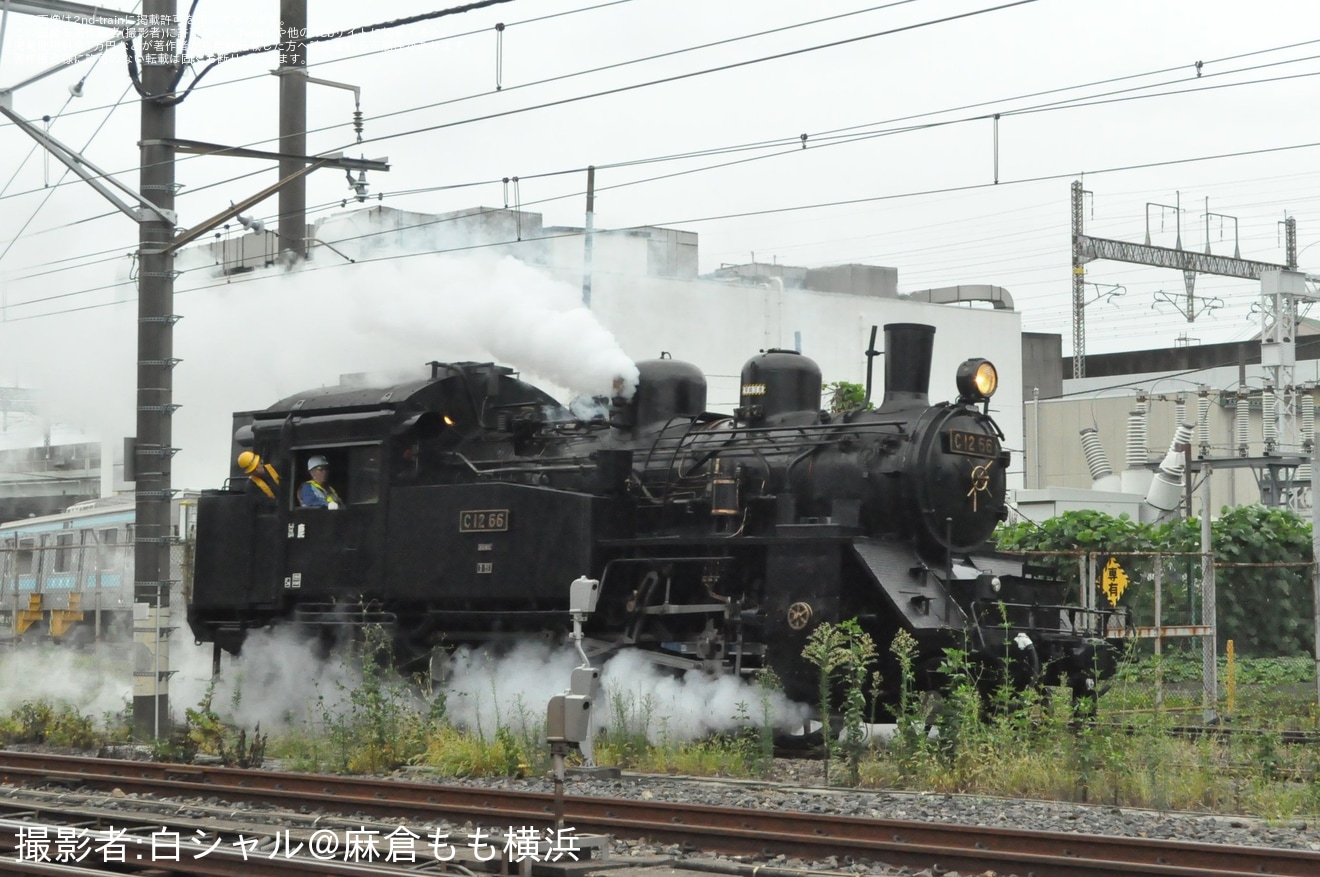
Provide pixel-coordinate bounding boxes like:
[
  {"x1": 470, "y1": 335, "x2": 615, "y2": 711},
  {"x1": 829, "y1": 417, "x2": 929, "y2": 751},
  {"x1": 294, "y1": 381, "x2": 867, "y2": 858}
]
[
  {"x1": 98, "y1": 529, "x2": 120, "y2": 570},
  {"x1": 349, "y1": 445, "x2": 381, "y2": 505},
  {"x1": 54, "y1": 532, "x2": 75, "y2": 573},
  {"x1": 16, "y1": 539, "x2": 34, "y2": 576}
]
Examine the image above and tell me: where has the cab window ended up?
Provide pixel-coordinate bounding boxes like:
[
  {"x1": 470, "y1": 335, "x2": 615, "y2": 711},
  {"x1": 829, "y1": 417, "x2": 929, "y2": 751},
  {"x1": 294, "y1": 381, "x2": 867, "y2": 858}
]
[
  {"x1": 294, "y1": 446, "x2": 380, "y2": 507},
  {"x1": 348, "y1": 445, "x2": 381, "y2": 505}
]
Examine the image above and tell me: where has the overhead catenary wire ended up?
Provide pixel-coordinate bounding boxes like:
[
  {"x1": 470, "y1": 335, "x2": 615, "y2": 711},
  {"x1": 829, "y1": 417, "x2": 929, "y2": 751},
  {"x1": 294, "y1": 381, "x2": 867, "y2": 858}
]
[
  {"x1": 0, "y1": 81, "x2": 135, "y2": 269},
  {"x1": 0, "y1": 0, "x2": 140, "y2": 232},
  {"x1": 2, "y1": 7, "x2": 1320, "y2": 318},
  {"x1": 0, "y1": 8, "x2": 144, "y2": 281},
  {"x1": 8, "y1": 135, "x2": 1320, "y2": 324},
  {"x1": 5, "y1": 24, "x2": 1318, "y2": 242},
  {"x1": 24, "y1": 0, "x2": 646, "y2": 123},
  {"x1": 2, "y1": 6, "x2": 1314, "y2": 209},
  {"x1": 9, "y1": 51, "x2": 1318, "y2": 264},
  {"x1": 123, "y1": 0, "x2": 520, "y2": 106},
  {"x1": 177, "y1": 50, "x2": 1320, "y2": 235},
  {"x1": 7, "y1": 103, "x2": 1320, "y2": 296},
  {"x1": 2, "y1": 0, "x2": 1022, "y2": 201}
]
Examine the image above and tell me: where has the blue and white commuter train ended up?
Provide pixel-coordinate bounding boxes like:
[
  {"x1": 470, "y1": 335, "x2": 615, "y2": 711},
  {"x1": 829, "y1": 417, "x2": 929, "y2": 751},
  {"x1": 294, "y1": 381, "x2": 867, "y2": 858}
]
[{"x1": 0, "y1": 494, "x2": 196, "y2": 643}]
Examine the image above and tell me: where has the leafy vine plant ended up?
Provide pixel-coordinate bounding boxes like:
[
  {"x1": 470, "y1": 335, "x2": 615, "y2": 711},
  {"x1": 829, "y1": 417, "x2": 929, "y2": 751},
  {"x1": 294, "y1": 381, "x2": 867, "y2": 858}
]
[
  {"x1": 825, "y1": 381, "x2": 873, "y2": 414},
  {"x1": 995, "y1": 506, "x2": 1314, "y2": 655}
]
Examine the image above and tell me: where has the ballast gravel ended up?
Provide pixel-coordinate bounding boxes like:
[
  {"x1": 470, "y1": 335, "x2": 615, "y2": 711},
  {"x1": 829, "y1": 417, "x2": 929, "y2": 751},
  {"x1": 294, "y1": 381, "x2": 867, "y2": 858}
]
[{"x1": 436, "y1": 758, "x2": 1320, "y2": 859}]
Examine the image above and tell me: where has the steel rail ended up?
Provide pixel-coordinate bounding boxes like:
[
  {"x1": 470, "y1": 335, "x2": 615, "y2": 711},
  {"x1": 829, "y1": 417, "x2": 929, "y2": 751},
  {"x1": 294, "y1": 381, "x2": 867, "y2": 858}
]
[
  {"x1": 0, "y1": 751, "x2": 1316, "y2": 877},
  {"x1": 0, "y1": 816, "x2": 453, "y2": 877}
]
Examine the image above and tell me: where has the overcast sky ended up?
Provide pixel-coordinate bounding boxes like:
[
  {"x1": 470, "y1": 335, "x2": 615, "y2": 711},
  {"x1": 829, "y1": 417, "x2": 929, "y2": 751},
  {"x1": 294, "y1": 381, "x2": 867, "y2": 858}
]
[{"x1": 0, "y1": 0, "x2": 1317, "y2": 478}]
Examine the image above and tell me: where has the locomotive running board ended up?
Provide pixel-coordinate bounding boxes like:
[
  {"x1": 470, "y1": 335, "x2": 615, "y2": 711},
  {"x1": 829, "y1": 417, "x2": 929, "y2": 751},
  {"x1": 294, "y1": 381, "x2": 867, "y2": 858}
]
[{"x1": 850, "y1": 539, "x2": 972, "y2": 631}]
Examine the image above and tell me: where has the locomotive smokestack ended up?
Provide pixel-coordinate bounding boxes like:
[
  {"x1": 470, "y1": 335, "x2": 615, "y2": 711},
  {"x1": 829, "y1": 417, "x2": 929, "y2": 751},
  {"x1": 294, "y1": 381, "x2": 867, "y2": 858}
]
[{"x1": 880, "y1": 323, "x2": 935, "y2": 409}]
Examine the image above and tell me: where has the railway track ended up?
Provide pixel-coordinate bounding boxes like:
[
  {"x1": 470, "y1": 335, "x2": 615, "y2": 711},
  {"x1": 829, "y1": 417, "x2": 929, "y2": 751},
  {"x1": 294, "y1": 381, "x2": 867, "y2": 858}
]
[
  {"x1": 1099, "y1": 721, "x2": 1320, "y2": 746},
  {"x1": 0, "y1": 750, "x2": 1316, "y2": 876}
]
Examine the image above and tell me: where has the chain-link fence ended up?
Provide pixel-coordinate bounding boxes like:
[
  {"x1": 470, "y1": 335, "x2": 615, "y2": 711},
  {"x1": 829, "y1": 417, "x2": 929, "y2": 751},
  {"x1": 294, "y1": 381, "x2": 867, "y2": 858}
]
[
  {"x1": 1007, "y1": 549, "x2": 1318, "y2": 726},
  {"x1": 1204, "y1": 555, "x2": 1316, "y2": 726}
]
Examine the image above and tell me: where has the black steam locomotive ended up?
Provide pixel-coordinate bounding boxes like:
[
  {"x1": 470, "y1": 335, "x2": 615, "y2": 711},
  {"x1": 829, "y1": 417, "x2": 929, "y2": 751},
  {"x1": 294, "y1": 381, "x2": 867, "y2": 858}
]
[{"x1": 188, "y1": 323, "x2": 1127, "y2": 709}]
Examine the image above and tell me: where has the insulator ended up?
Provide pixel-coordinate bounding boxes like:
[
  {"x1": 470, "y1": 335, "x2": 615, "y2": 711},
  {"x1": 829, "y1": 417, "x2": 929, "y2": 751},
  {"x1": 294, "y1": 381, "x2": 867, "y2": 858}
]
[
  {"x1": 1235, "y1": 390, "x2": 1250, "y2": 457},
  {"x1": 1196, "y1": 387, "x2": 1211, "y2": 455},
  {"x1": 1262, "y1": 386, "x2": 1276, "y2": 453},
  {"x1": 1299, "y1": 392, "x2": 1315, "y2": 481},
  {"x1": 1145, "y1": 422, "x2": 1196, "y2": 512},
  {"x1": 1174, "y1": 394, "x2": 1186, "y2": 433},
  {"x1": 1158, "y1": 423, "x2": 1196, "y2": 477},
  {"x1": 1125, "y1": 406, "x2": 1148, "y2": 469},
  {"x1": 353, "y1": 109, "x2": 364, "y2": 143},
  {"x1": 1079, "y1": 427, "x2": 1113, "y2": 482},
  {"x1": 1302, "y1": 392, "x2": 1315, "y2": 445}
]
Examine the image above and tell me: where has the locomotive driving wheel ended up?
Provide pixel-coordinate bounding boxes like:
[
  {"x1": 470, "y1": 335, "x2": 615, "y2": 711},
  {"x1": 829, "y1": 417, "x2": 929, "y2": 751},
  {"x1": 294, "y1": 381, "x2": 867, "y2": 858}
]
[{"x1": 786, "y1": 601, "x2": 813, "y2": 630}]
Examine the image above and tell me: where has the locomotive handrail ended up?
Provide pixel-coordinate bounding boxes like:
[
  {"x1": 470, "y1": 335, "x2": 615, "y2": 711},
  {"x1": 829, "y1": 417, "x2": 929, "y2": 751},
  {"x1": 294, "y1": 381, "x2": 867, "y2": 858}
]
[
  {"x1": 643, "y1": 421, "x2": 913, "y2": 472},
  {"x1": 967, "y1": 599, "x2": 1133, "y2": 638},
  {"x1": 642, "y1": 415, "x2": 708, "y2": 491},
  {"x1": 639, "y1": 415, "x2": 919, "y2": 504},
  {"x1": 447, "y1": 452, "x2": 596, "y2": 476},
  {"x1": 648, "y1": 416, "x2": 762, "y2": 503},
  {"x1": 646, "y1": 417, "x2": 913, "y2": 443}
]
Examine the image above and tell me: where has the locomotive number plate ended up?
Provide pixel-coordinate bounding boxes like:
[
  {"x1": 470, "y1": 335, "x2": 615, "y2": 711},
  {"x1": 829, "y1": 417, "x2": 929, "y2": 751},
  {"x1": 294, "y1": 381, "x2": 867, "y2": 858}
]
[
  {"x1": 944, "y1": 429, "x2": 1000, "y2": 458},
  {"x1": 460, "y1": 509, "x2": 509, "y2": 532}
]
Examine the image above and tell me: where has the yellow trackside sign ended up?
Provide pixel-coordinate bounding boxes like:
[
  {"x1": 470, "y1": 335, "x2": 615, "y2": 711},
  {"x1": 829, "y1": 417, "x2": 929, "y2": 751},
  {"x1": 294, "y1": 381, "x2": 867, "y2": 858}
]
[{"x1": 1100, "y1": 556, "x2": 1130, "y2": 605}]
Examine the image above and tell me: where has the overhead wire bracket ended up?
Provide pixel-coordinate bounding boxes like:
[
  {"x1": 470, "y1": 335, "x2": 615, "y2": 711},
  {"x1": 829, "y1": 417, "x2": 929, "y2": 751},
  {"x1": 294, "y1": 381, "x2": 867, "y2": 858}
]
[{"x1": 0, "y1": 104, "x2": 175, "y2": 225}]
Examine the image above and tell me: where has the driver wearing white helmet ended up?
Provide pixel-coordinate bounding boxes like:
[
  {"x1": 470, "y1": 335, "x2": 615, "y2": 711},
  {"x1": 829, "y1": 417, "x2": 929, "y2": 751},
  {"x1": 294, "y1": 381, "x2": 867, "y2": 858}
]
[{"x1": 298, "y1": 455, "x2": 344, "y2": 509}]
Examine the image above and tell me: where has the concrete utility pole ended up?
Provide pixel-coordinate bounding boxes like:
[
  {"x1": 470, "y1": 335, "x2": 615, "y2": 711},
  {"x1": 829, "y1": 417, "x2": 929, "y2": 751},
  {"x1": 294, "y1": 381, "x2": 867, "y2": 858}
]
[
  {"x1": 1, "y1": 3, "x2": 389, "y2": 742},
  {"x1": 0, "y1": 0, "x2": 176, "y2": 737},
  {"x1": 1312, "y1": 443, "x2": 1320, "y2": 710},
  {"x1": 134, "y1": 0, "x2": 179, "y2": 739},
  {"x1": 582, "y1": 165, "x2": 595, "y2": 308},
  {"x1": 277, "y1": 0, "x2": 308, "y2": 260}
]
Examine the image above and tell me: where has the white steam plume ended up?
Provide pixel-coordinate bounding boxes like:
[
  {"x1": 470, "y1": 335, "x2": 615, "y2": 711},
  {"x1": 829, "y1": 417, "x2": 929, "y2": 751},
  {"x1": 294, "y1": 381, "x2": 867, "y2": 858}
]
[
  {"x1": 441, "y1": 643, "x2": 810, "y2": 743},
  {"x1": 0, "y1": 634, "x2": 810, "y2": 746},
  {"x1": 170, "y1": 241, "x2": 638, "y2": 489},
  {"x1": 598, "y1": 649, "x2": 810, "y2": 742},
  {"x1": 171, "y1": 629, "x2": 368, "y2": 732},
  {"x1": 0, "y1": 212, "x2": 639, "y2": 492},
  {"x1": 0, "y1": 644, "x2": 131, "y2": 719}
]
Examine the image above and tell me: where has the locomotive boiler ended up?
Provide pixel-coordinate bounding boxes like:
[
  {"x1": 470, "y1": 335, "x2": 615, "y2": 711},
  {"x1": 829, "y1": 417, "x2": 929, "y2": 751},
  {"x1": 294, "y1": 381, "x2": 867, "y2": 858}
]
[{"x1": 188, "y1": 323, "x2": 1128, "y2": 710}]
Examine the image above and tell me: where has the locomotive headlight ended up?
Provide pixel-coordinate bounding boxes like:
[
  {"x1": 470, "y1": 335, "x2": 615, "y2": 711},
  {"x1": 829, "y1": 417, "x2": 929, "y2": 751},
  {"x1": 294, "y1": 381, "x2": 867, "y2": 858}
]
[{"x1": 956, "y1": 359, "x2": 998, "y2": 402}]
